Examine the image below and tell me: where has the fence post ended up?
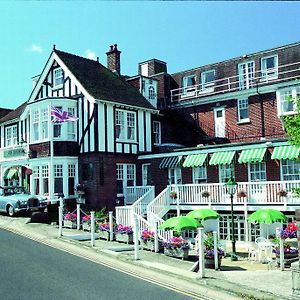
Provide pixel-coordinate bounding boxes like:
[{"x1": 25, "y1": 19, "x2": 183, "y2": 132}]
[
  {"x1": 109, "y1": 211, "x2": 113, "y2": 241},
  {"x1": 154, "y1": 222, "x2": 159, "y2": 253},
  {"x1": 198, "y1": 227, "x2": 205, "y2": 278},
  {"x1": 91, "y1": 211, "x2": 95, "y2": 247},
  {"x1": 213, "y1": 231, "x2": 219, "y2": 270},
  {"x1": 58, "y1": 205, "x2": 63, "y2": 238},
  {"x1": 244, "y1": 201, "x2": 249, "y2": 242},
  {"x1": 134, "y1": 216, "x2": 140, "y2": 260},
  {"x1": 77, "y1": 204, "x2": 81, "y2": 230}
]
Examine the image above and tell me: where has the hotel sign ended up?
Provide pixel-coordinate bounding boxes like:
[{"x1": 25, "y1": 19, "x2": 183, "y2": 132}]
[{"x1": 3, "y1": 148, "x2": 25, "y2": 158}]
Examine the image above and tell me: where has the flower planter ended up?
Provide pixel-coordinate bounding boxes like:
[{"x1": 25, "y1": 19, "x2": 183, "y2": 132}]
[
  {"x1": 99, "y1": 230, "x2": 112, "y2": 241},
  {"x1": 115, "y1": 233, "x2": 133, "y2": 244},
  {"x1": 163, "y1": 248, "x2": 189, "y2": 260},
  {"x1": 82, "y1": 223, "x2": 91, "y2": 232},
  {"x1": 141, "y1": 240, "x2": 163, "y2": 252},
  {"x1": 64, "y1": 220, "x2": 77, "y2": 229},
  {"x1": 276, "y1": 253, "x2": 299, "y2": 268},
  {"x1": 205, "y1": 256, "x2": 222, "y2": 269}
]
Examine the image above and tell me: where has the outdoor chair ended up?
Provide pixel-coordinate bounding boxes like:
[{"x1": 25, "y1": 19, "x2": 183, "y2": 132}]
[{"x1": 246, "y1": 242, "x2": 259, "y2": 262}]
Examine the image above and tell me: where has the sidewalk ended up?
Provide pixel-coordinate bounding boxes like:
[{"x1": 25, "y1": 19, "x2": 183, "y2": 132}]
[{"x1": 0, "y1": 216, "x2": 296, "y2": 300}]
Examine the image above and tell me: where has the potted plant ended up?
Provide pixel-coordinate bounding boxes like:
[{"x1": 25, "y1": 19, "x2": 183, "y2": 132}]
[
  {"x1": 98, "y1": 222, "x2": 112, "y2": 241},
  {"x1": 204, "y1": 234, "x2": 224, "y2": 269},
  {"x1": 63, "y1": 212, "x2": 77, "y2": 229},
  {"x1": 169, "y1": 191, "x2": 177, "y2": 200},
  {"x1": 201, "y1": 191, "x2": 210, "y2": 198},
  {"x1": 140, "y1": 229, "x2": 163, "y2": 252},
  {"x1": 162, "y1": 236, "x2": 190, "y2": 259},
  {"x1": 277, "y1": 189, "x2": 287, "y2": 197},
  {"x1": 237, "y1": 190, "x2": 247, "y2": 198},
  {"x1": 273, "y1": 235, "x2": 299, "y2": 267},
  {"x1": 115, "y1": 224, "x2": 133, "y2": 244},
  {"x1": 82, "y1": 215, "x2": 92, "y2": 231}
]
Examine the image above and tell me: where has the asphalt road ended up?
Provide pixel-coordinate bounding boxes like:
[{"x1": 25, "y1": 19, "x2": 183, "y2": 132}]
[{"x1": 0, "y1": 229, "x2": 195, "y2": 300}]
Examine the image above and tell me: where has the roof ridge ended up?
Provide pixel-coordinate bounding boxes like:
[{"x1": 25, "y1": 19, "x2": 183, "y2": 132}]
[{"x1": 54, "y1": 48, "x2": 101, "y2": 65}]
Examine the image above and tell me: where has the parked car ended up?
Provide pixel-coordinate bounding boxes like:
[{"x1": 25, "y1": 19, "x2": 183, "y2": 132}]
[{"x1": 0, "y1": 186, "x2": 47, "y2": 217}]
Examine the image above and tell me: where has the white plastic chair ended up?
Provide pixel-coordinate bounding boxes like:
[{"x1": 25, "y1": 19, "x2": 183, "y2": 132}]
[{"x1": 246, "y1": 242, "x2": 259, "y2": 262}]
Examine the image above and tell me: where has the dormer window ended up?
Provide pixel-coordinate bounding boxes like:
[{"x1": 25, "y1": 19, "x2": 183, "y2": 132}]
[
  {"x1": 200, "y1": 70, "x2": 215, "y2": 92},
  {"x1": 261, "y1": 55, "x2": 278, "y2": 81},
  {"x1": 182, "y1": 75, "x2": 196, "y2": 96},
  {"x1": 54, "y1": 68, "x2": 64, "y2": 88}
]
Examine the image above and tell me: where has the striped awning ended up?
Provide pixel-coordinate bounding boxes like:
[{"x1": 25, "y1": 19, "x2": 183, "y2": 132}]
[
  {"x1": 183, "y1": 153, "x2": 208, "y2": 168},
  {"x1": 159, "y1": 156, "x2": 182, "y2": 169},
  {"x1": 238, "y1": 148, "x2": 267, "y2": 163},
  {"x1": 209, "y1": 151, "x2": 235, "y2": 166},
  {"x1": 5, "y1": 168, "x2": 19, "y2": 180},
  {"x1": 271, "y1": 145, "x2": 300, "y2": 160}
]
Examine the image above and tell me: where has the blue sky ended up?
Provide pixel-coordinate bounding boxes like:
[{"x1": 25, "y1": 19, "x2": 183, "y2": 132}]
[{"x1": 1, "y1": 1, "x2": 300, "y2": 109}]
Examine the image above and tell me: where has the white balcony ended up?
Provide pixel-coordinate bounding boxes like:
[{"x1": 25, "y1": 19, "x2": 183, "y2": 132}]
[
  {"x1": 170, "y1": 61, "x2": 300, "y2": 103},
  {"x1": 168, "y1": 180, "x2": 300, "y2": 211}
]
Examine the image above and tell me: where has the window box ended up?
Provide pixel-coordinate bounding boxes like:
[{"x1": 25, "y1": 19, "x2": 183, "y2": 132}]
[
  {"x1": 163, "y1": 248, "x2": 189, "y2": 260},
  {"x1": 115, "y1": 232, "x2": 133, "y2": 244},
  {"x1": 98, "y1": 230, "x2": 112, "y2": 241},
  {"x1": 64, "y1": 220, "x2": 77, "y2": 229}
]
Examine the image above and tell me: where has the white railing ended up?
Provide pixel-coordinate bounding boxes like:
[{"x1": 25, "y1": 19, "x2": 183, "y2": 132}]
[
  {"x1": 170, "y1": 61, "x2": 300, "y2": 102},
  {"x1": 147, "y1": 186, "x2": 172, "y2": 227},
  {"x1": 170, "y1": 180, "x2": 300, "y2": 206},
  {"x1": 115, "y1": 186, "x2": 155, "y2": 226},
  {"x1": 124, "y1": 186, "x2": 153, "y2": 205}
]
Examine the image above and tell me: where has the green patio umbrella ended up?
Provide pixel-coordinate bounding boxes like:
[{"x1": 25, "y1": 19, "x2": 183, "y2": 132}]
[
  {"x1": 247, "y1": 209, "x2": 287, "y2": 224},
  {"x1": 159, "y1": 216, "x2": 201, "y2": 232},
  {"x1": 186, "y1": 208, "x2": 220, "y2": 221}
]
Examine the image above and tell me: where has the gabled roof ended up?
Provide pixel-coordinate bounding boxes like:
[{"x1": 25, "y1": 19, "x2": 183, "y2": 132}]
[
  {"x1": 54, "y1": 49, "x2": 155, "y2": 110},
  {"x1": 0, "y1": 102, "x2": 27, "y2": 123}
]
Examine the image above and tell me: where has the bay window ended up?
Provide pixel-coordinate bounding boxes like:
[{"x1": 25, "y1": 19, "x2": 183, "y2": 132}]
[{"x1": 5, "y1": 125, "x2": 17, "y2": 147}]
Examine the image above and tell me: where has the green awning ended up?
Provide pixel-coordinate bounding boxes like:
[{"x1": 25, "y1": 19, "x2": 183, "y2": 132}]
[
  {"x1": 271, "y1": 145, "x2": 300, "y2": 160},
  {"x1": 238, "y1": 148, "x2": 267, "y2": 163},
  {"x1": 6, "y1": 168, "x2": 19, "y2": 180},
  {"x1": 159, "y1": 156, "x2": 182, "y2": 169},
  {"x1": 209, "y1": 151, "x2": 235, "y2": 166},
  {"x1": 183, "y1": 153, "x2": 208, "y2": 168}
]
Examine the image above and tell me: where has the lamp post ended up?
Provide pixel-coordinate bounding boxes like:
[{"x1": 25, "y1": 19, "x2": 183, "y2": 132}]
[{"x1": 225, "y1": 177, "x2": 238, "y2": 261}]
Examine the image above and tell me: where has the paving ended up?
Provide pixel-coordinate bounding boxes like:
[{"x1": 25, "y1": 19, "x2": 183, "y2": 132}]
[{"x1": 0, "y1": 215, "x2": 298, "y2": 300}]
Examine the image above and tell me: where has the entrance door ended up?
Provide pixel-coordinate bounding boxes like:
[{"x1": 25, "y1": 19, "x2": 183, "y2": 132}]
[{"x1": 214, "y1": 107, "x2": 225, "y2": 138}]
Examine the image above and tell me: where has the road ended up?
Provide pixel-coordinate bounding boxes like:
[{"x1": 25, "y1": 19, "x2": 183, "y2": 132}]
[{"x1": 0, "y1": 229, "x2": 195, "y2": 300}]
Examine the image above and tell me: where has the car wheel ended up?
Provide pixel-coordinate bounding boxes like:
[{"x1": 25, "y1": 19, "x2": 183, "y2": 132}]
[{"x1": 7, "y1": 205, "x2": 15, "y2": 217}]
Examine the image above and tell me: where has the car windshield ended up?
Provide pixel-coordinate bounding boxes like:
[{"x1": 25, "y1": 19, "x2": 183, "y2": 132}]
[{"x1": 3, "y1": 187, "x2": 28, "y2": 196}]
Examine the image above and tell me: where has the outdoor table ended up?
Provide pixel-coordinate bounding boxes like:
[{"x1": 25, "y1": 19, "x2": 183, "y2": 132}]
[{"x1": 256, "y1": 241, "x2": 274, "y2": 263}]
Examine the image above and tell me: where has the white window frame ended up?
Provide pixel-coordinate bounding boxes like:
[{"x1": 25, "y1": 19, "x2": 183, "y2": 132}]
[
  {"x1": 41, "y1": 108, "x2": 49, "y2": 140},
  {"x1": 168, "y1": 167, "x2": 182, "y2": 185},
  {"x1": 67, "y1": 107, "x2": 76, "y2": 140},
  {"x1": 32, "y1": 109, "x2": 40, "y2": 142},
  {"x1": 5, "y1": 125, "x2": 18, "y2": 147},
  {"x1": 200, "y1": 70, "x2": 215, "y2": 92},
  {"x1": 192, "y1": 166, "x2": 207, "y2": 183},
  {"x1": 148, "y1": 86, "x2": 156, "y2": 100},
  {"x1": 182, "y1": 75, "x2": 196, "y2": 96},
  {"x1": 115, "y1": 109, "x2": 137, "y2": 142},
  {"x1": 219, "y1": 164, "x2": 234, "y2": 183},
  {"x1": 116, "y1": 164, "x2": 136, "y2": 196},
  {"x1": 237, "y1": 98, "x2": 250, "y2": 123},
  {"x1": 153, "y1": 121, "x2": 161, "y2": 145},
  {"x1": 277, "y1": 86, "x2": 300, "y2": 116},
  {"x1": 248, "y1": 162, "x2": 266, "y2": 182},
  {"x1": 261, "y1": 55, "x2": 278, "y2": 81},
  {"x1": 238, "y1": 61, "x2": 255, "y2": 90},
  {"x1": 281, "y1": 159, "x2": 300, "y2": 181},
  {"x1": 41, "y1": 165, "x2": 49, "y2": 196},
  {"x1": 142, "y1": 163, "x2": 151, "y2": 186},
  {"x1": 54, "y1": 68, "x2": 64, "y2": 88}
]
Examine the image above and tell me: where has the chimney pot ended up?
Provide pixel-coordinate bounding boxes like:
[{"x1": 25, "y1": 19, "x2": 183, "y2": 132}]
[{"x1": 110, "y1": 45, "x2": 114, "y2": 52}]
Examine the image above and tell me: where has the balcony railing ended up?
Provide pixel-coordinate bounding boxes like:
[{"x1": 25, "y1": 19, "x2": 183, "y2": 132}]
[
  {"x1": 172, "y1": 180, "x2": 300, "y2": 207},
  {"x1": 170, "y1": 61, "x2": 300, "y2": 103}
]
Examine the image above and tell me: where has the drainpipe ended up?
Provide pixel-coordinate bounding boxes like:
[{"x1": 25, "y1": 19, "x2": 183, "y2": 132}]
[{"x1": 256, "y1": 81, "x2": 265, "y2": 138}]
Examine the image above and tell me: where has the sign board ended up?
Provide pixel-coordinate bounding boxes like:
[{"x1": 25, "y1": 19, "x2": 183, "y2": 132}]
[{"x1": 3, "y1": 148, "x2": 25, "y2": 158}]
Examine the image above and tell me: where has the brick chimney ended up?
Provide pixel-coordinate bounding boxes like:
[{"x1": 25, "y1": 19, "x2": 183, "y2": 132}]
[{"x1": 106, "y1": 44, "x2": 121, "y2": 75}]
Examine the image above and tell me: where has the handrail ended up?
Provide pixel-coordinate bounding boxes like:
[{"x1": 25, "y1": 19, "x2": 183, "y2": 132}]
[{"x1": 170, "y1": 61, "x2": 300, "y2": 102}]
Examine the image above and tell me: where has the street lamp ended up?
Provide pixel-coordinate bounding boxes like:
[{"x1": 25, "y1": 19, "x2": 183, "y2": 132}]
[{"x1": 225, "y1": 177, "x2": 238, "y2": 261}]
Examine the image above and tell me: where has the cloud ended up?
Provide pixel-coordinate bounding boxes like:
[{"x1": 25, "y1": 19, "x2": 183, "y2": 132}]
[
  {"x1": 26, "y1": 44, "x2": 43, "y2": 53},
  {"x1": 85, "y1": 49, "x2": 97, "y2": 60}
]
